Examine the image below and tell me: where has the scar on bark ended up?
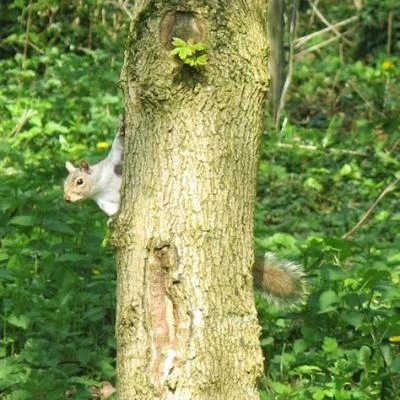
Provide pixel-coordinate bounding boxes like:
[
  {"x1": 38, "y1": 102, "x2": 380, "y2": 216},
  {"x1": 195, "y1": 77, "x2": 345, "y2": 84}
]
[
  {"x1": 146, "y1": 239, "x2": 179, "y2": 392},
  {"x1": 160, "y1": 10, "x2": 207, "y2": 49}
]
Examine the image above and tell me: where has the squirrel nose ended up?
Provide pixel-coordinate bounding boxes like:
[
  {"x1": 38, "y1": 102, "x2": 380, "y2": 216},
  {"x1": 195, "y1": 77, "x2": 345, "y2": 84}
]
[{"x1": 64, "y1": 193, "x2": 71, "y2": 202}]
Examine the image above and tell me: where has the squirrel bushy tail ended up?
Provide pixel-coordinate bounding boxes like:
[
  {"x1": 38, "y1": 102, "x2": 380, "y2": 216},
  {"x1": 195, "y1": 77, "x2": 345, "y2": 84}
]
[{"x1": 253, "y1": 253, "x2": 307, "y2": 305}]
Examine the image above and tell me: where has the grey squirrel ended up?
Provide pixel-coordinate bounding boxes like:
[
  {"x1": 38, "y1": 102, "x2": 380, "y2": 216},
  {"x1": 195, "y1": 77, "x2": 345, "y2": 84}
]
[
  {"x1": 63, "y1": 117, "x2": 307, "y2": 305},
  {"x1": 63, "y1": 117, "x2": 125, "y2": 217}
]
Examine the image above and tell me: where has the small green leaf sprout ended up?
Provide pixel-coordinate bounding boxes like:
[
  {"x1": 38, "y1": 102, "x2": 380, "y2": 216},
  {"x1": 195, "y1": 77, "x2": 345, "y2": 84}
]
[{"x1": 170, "y1": 37, "x2": 208, "y2": 67}]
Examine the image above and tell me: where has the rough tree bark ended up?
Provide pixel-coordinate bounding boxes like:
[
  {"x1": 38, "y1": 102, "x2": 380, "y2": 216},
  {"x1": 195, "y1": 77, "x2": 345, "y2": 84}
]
[{"x1": 112, "y1": 1, "x2": 269, "y2": 398}]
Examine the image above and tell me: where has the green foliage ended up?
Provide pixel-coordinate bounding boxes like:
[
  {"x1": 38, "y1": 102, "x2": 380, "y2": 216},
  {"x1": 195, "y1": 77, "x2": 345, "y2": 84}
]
[
  {"x1": 257, "y1": 2, "x2": 400, "y2": 398},
  {"x1": 0, "y1": 0, "x2": 129, "y2": 397},
  {"x1": 355, "y1": 0, "x2": 400, "y2": 57},
  {"x1": 1, "y1": 0, "x2": 399, "y2": 398},
  {"x1": 170, "y1": 37, "x2": 208, "y2": 67},
  {"x1": 256, "y1": 136, "x2": 400, "y2": 398}
]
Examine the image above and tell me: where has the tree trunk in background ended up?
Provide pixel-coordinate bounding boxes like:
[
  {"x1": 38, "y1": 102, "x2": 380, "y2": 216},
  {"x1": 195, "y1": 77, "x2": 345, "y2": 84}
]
[
  {"x1": 268, "y1": 0, "x2": 285, "y2": 128},
  {"x1": 112, "y1": 1, "x2": 269, "y2": 398}
]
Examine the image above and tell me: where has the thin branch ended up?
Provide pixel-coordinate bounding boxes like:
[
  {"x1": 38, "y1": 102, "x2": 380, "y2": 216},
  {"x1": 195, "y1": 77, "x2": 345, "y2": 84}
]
[
  {"x1": 27, "y1": 41, "x2": 44, "y2": 54},
  {"x1": 347, "y1": 80, "x2": 386, "y2": 118},
  {"x1": 9, "y1": 109, "x2": 35, "y2": 137},
  {"x1": 342, "y1": 178, "x2": 399, "y2": 240},
  {"x1": 23, "y1": 0, "x2": 33, "y2": 68},
  {"x1": 294, "y1": 15, "x2": 358, "y2": 49},
  {"x1": 120, "y1": 1, "x2": 133, "y2": 19},
  {"x1": 308, "y1": 0, "x2": 353, "y2": 45},
  {"x1": 276, "y1": 142, "x2": 368, "y2": 156},
  {"x1": 387, "y1": 10, "x2": 393, "y2": 54},
  {"x1": 295, "y1": 33, "x2": 344, "y2": 58},
  {"x1": 388, "y1": 138, "x2": 400, "y2": 154},
  {"x1": 306, "y1": 0, "x2": 319, "y2": 30},
  {"x1": 105, "y1": 0, "x2": 133, "y2": 19},
  {"x1": 275, "y1": 0, "x2": 299, "y2": 130}
]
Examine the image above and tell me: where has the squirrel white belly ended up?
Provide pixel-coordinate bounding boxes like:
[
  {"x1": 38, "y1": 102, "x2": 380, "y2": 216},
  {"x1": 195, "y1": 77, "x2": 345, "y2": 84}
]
[{"x1": 63, "y1": 116, "x2": 307, "y2": 305}]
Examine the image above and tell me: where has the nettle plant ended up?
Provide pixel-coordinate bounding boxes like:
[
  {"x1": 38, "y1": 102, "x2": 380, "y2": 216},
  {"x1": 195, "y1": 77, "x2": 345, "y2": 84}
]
[{"x1": 170, "y1": 37, "x2": 208, "y2": 67}]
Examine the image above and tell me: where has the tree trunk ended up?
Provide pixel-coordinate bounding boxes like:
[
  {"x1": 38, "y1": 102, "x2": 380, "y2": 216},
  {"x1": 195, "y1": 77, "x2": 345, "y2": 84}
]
[{"x1": 112, "y1": 1, "x2": 269, "y2": 398}]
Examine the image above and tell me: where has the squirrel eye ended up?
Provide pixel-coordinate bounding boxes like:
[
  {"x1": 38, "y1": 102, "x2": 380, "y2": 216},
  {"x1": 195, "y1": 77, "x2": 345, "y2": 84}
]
[{"x1": 76, "y1": 178, "x2": 84, "y2": 185}]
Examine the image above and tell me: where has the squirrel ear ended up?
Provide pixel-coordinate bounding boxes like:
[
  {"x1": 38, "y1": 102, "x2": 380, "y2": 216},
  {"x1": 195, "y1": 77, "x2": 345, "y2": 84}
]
[
  {"x1": 79, "y1": 159, "x2": 90, "y2": 172},
  {"x1": 65, "y1": 161, "x2": 76, "y2": 173}
]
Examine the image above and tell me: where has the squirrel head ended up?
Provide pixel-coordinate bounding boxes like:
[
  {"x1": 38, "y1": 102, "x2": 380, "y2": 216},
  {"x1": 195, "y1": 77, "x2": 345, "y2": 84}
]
[{"x1": 63, "y1": 159, "x2": 94, "y2": 202}]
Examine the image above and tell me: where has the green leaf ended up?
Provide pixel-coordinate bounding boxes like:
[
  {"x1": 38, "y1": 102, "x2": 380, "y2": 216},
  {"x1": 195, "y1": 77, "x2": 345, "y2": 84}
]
[
  {"x1": 9, "y1": 215, "x2": 39, "y2": 227},
  {"x1": 57, "y1": 253, "x2": 89, "y2": 262},
  {"x1": 42, "y1": 218, "x2": 75, "y2": 235},
  {"x1": 322, "y1": 337, "x2": 338, "y2": 353},
  {"x1": 170, "y1": 37, "x2": 207, "y2": 67},
  {"x1": 178, "y1": 47, "x2": 193, "y2": 60},
  {"x1": 0, "y1": 250, "x2": 9, "y2": 261},
  {"x1": 389, "y1": 356, "x2": 400, "y2": 373},
  {"x1": 170, "y1": 47, "x2": 182, "y2": 56},
  {"x1": 44, "y1": 121, "x2": 69, "y2": 135},
  {"x1": 171, "y1": 37, "x2": 186, "y2": 47},
  {"x1": 293, "y1": 338, "x2": 307, "y2": 354},
  {"x1": 8, "y1": 314, "x2": 29, "y2": 329},
  {"x1": 260, "y1": 336, "x2": 274, "y2": 347},
  {"x1": 0, "y1": 269, "x2": 13, "y2": 280},
  {"x1": 194, "y1": 54, "x2": 208, "y2": 66},
  {"x1": 357, "y1": 345, "x2": 372, "y2": 367},
  {"x1": 338, "y1": 163, "x2": 352, "y2": 177},
  {"x1": 0, "y1": 358, "x2": 27, "y2": 386},
  {"x1": 319, "y1": 290, "x2": 339, "y2": 312},
  {"x1": 304, "y1": 176, "x2": 323, "y2": 191},
  {"x1": 99, "y1": 358, "x2": 115, "y2": 379},
  {"x1": 340, "y1": 310, "x2": 364, "y2": 328},
  {"x1": 193, "y1": 42, "x2": 207, "y2": 51},
  {"x1": 269, "y1": 381, "x2": 291, "y2": 394},
  {"x1": 184, "y1": 57, "x2": 196, "y2": 66}
]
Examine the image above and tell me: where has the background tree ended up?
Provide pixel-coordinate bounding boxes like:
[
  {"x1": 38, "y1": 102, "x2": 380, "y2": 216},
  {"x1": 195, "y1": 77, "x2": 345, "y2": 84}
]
[
  {"x1": 112, "y1": 1, "x2": 269, "y2": 398},
  {"x1": 267, "y1": 0, "x2": 286, "y2": 128}
]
